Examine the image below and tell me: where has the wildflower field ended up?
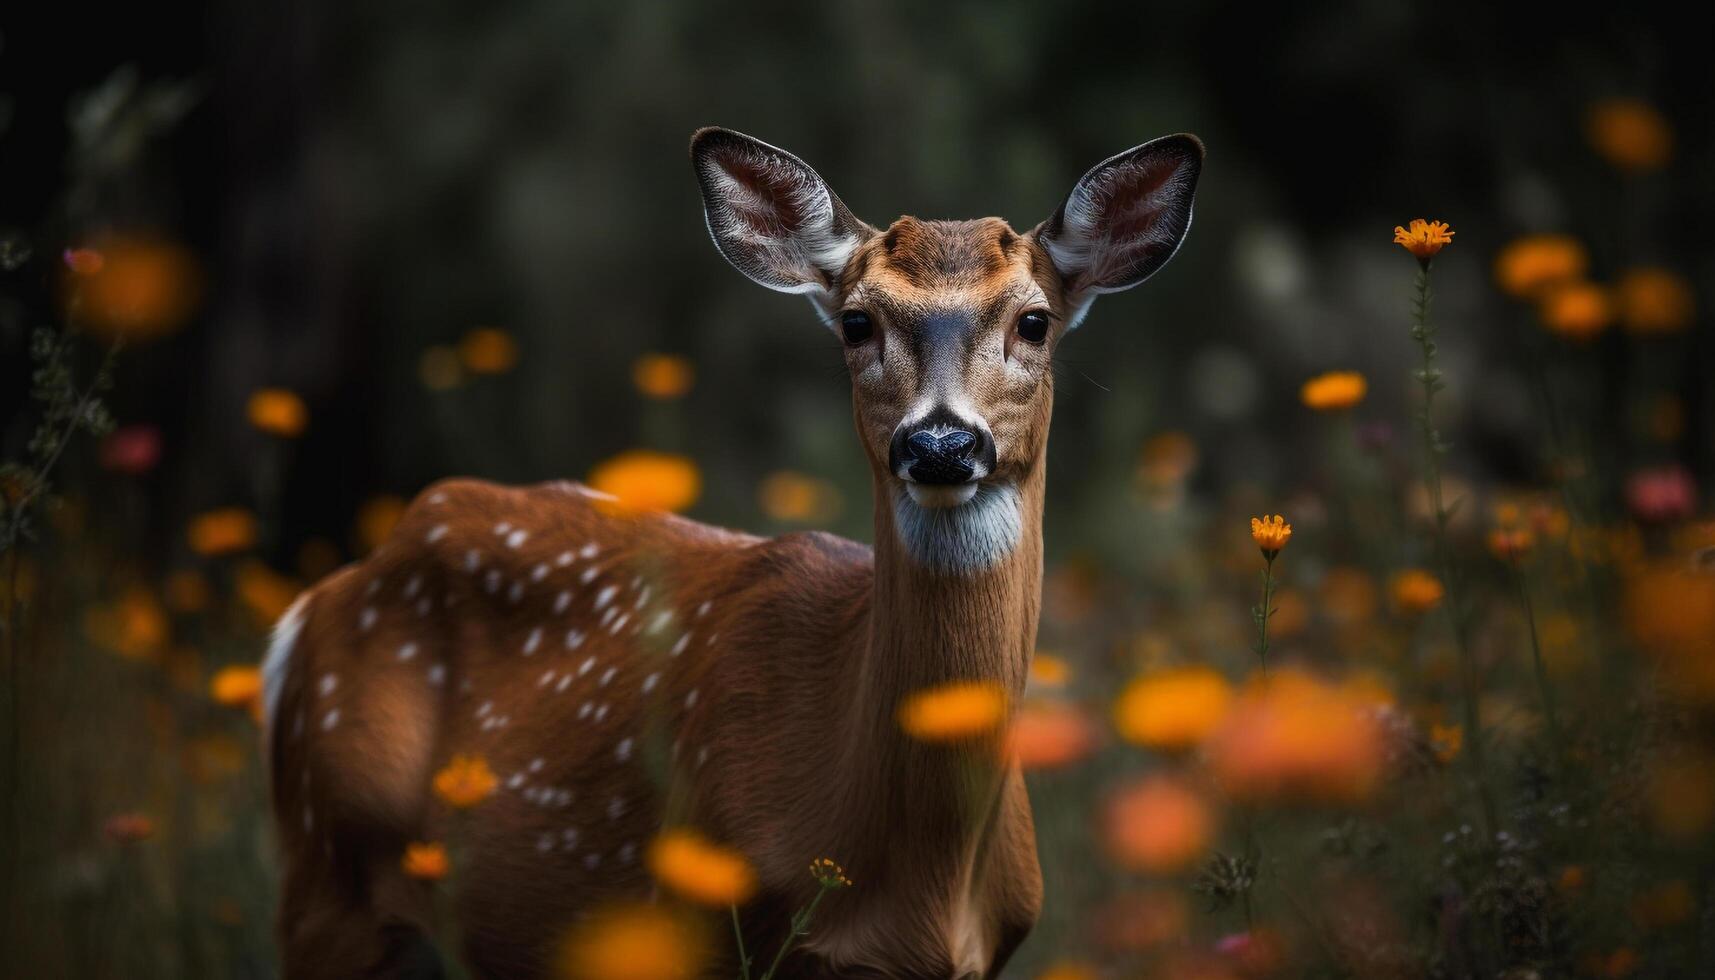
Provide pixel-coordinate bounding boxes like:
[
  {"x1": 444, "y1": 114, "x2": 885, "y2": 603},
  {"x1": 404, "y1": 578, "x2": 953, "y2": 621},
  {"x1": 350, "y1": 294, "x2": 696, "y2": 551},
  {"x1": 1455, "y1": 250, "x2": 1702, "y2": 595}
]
[{"x1": 3, "y1": 3, "x2": 1712, "y2": 978}]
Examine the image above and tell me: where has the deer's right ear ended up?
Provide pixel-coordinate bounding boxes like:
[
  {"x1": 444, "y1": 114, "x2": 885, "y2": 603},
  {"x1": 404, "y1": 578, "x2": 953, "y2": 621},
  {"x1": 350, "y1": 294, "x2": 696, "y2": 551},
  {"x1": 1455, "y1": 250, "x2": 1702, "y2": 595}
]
[{"x1": 691, "y1": 128, "x2": 872, "y2": 303}]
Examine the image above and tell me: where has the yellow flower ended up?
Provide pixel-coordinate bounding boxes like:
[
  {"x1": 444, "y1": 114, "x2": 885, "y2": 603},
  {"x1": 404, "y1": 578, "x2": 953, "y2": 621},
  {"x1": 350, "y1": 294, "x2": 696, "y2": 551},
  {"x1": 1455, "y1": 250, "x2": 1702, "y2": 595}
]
[
  {"x1": 187, "y1": 508, "x2": 259, "y2": 556},
  {"x1": 402, "y1": 841, "x2": 449, "y2": 881},
  {"x1": 1300, "y1": 371, "x2": 1367, "y2": 412},
  {"x1": 1113, "y1": 665, "x2": 1232, "y2": 751},
  {"x1": 1392, "y1": 218, "x2": 1454, "y2": 261},
  {"x1": 209, "y1": 665, "x2": 263, "y2": 711},
  {"x1": 758, "y1": 471, "x2": 841, "y2": 523},
  {"x1": 246, "y1": 388, "x2": 308, "y2": 438},
  {"x1": 588, "y1": 451, "x2": 702, "y2": 514},
  {"x1": 809, "y1": 857, "x2": 853, "y2": 889},
  {"x1": 1389, "y1": 568, "x2": 1444, "y2": 614},
  {"x1": 1538, "y1": 281, "x2": 1613, "y2": 340},
  {"x1": 1494, "y1": 235, "x2": 1588, "y2": 299},
  {"x1": 458, "y1": 327, "x2": 519, "y2": 374},
  {"x1": 432, "y1": 754, "x2": 498, "y2": 809},
  {"x1": 558, "y1": 904, "x2": 708, "y2": 980},
  {"x1": 1429, "y1": 723, "x2": 1463, "y2": 764},
  {"x1": 1586, "y1": 98, "x2": 1673, "y2": 172},
  {"x1": 897, "y1": 681, "x2": 1008, "y2": 742},
  {"x1": 646, "y1": 829, "x2": 757, "y2": 907},
  {"x1": 632, "y1": 353, "x2": 695, "y2": 399},
  {"x1": 1617, "y1": 268, "x2": 1694, "y2": 335},
  {"x1": 1249, "y1": 514, "x2": 1291, "y2": 557}
]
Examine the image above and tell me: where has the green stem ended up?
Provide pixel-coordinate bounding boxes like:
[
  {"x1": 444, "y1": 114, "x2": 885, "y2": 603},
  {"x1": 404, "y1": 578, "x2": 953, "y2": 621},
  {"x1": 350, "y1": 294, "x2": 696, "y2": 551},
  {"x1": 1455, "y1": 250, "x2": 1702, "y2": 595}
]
[
  {"x1": 1509, "y1": 558, "x2": 1564, "y2": 763},
  {"x1": 1256, "y1": 559, "x2": 1275, "y2": 677},
  {"x1": 759, "y1": 886, "x2": 829, "y2": 980},
  {"x1": 1410, "y1": 262, "x2": 1500, "y2": 836},
  {"x1": 732, "y1": 904, "x2": 752, "y2": 980}
]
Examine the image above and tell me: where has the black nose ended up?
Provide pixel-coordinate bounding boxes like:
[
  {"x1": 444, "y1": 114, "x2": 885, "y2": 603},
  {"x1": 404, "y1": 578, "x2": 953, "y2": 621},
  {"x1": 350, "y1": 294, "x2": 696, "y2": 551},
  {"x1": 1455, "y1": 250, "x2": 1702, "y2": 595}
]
[{"x1": 894, "y1": 426, "x2": 983, "y2": 484}]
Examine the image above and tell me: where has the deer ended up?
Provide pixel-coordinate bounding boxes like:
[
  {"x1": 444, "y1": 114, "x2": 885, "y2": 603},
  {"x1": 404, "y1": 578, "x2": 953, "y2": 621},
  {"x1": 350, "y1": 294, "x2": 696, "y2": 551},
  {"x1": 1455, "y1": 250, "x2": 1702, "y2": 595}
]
[{"x1": 262, "y1": 126, "x2": 1202, "y2": 979}]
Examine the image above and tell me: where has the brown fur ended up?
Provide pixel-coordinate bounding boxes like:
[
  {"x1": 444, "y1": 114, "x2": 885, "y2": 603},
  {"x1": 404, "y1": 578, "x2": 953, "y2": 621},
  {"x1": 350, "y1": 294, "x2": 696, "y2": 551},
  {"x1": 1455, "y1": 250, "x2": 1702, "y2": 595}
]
[{"x1": 270, "y1": 128, "x2": 1201, "y2": 979}]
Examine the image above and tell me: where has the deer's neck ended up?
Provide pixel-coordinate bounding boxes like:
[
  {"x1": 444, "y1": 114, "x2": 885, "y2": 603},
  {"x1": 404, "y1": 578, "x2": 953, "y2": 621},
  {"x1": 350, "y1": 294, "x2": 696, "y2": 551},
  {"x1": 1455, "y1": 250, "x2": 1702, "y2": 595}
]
[{"x1": 829, "y1": 463, "x2": 1044, "y2": 868}]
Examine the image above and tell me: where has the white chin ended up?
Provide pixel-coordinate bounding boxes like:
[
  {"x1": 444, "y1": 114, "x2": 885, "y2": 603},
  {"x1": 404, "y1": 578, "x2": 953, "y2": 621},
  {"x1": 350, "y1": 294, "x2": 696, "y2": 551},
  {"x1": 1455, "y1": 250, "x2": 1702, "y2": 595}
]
[{"x1": 905, "y1": 481, "x2": 980, "y2": 509}]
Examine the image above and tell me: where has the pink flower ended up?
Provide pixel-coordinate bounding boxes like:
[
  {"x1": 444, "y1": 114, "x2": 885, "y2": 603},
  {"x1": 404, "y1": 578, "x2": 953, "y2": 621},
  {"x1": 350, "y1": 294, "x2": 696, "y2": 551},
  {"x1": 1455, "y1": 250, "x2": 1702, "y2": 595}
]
[
  {"x1": 99, "y1": 425, "x2": 162, "y2": 475},
  {"x1": 1626, "y1": 465, "x2": 1697, "y2": 524}
]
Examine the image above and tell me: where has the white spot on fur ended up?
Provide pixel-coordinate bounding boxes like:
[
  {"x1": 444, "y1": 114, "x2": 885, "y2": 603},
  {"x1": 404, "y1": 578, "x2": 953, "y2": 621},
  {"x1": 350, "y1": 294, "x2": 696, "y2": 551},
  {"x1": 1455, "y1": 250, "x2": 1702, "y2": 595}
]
[
  {"x1": 397, "y1": 642, "x2": 418, "y2": 662},
  {"x1": 599, "y1": 666, "x2": 617, "y2": 687},
  {"x1": 578, "y1": 656, "x2": 596, "y2": 677},
  {"x1": 616, "y1": 737, "x2": 633, "y2": 761},
  {"x1": 594, "y1": 585, "x2": 618, "y2": 611},
  {"x1": 318, "y1": 673, "x2": 338, "y2": 697},
  {"x1": 554, "y1": 590, "x2": 572, "y2": 615},
  {"x1": 696, "y1": 600, "x2": 712, "y2": 619},
  {"x1": 403, "y1": 574, "x2": 422, "y2": 599},
  {"x1": 685, "y1": 689, "x2": 699, "y2": 709},
  {"x1": 642, "y1": 672, "x2": 660, "y2": 694},
  {"x1": 556, "y1": 674, "x2": 573, "y2": 693},
  {"x1": 565, "y1": 629, "x2": 586, "y2": 650},
  {"x1": 609, "y1": 612, "x2": 630, "y2": 634},
  {"x1": 579, "y1": 566, "x2": 600, "y2": 585},
  {"x1": 321, "y1": 709, "x2": 340, "y2": 731},
  {"x1": 427, "y1": 664, "x2": 446, "y2": 686},
  {"x1": 670, "y1": 633, "x2": 691, "y2": 657},
  {"x1": 556, "y1": 550, "x2": 575, "y2": 567},
  {"x1": 579, "y1": 542, "x2": 600, "y2": 560},
  {"x1": 523, "y1": 627, "x2": 543, "y2": 655},
  {"x1": 507, "y1": 580, "x2": 525, "y2": 604},
  {"x1": 426, "y1": 523, "x2": 449, "y2": 543},
  {"x1": 507, "y1": 529, "x2": 529, "y2": 549},
  {"x1": 359, "y1": 607, "x2": 378, "y2": 631},
  {"x1": 531, "y1": 562, "x2": 550, "y2": 583},
  {"x1": 464, "y1": 549, "x2": 481, "y2": 572},
  {"x1": 484, "y1": 570, "x2": 501, "y2": 594}
]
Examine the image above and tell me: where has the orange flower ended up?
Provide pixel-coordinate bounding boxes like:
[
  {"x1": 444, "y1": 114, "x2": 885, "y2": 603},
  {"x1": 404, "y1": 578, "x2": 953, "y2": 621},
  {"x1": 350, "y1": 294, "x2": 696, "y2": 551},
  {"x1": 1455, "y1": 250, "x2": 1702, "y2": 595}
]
[
  {"x1": 1113, "y1": 666, "x2": 1232, "y2": 752},
  {"x1": 83, "y1": 586, "x2": 170, "y2": 661},
  {"x1": 1429, "y1": 723, "x2": 1463, "y2": 764},
  {"x1": 1029, "y1": 652, "x2": 1073, "y2": 688},
  {"x1": 1494, "y1": 235, "x2": 1588, "y2": 299},
  {"x1": 165, "y1": 569, "x2": 212, "y2": 613},
  {"x1": 1586, "y1": 98, "x2": 1672, "y2": 172},
  {"x1": 432, "y1": 754, "x2": 498, "y2": 809},
  {"x1": 188, "y1": 508, "x2": 259, "y2": 556},
  {"x1": 1206, "y1": 669, "x2": 1385, "y2": 804},
  {"x1": 73, "y1": 235, "x2": 202, "y2": 342},
  {"x1": 1101, "y1": 775, "x2": 1215, "y2": 874},
  {"x1": 356, "y1": 495, "x2": 407, "y2": 554},
  {"x1": 1037, "y1": 963, "x2": 1100, "y2": 980},
  {"x1": 1300, "y1": 371, "x2": 1367, "y2": 412},
  {"x1": 1392, "y1": 219, "x2": 1454, "y2": 261},
  {"x1": 1006, "y1": 700, "x2": 1099, "y2": 770},
  {"x1": 209, "y1": 665, "x2": 263, "y2": 712},
  {"x1": 632, "y1": 353, "x2": 695, "y2": 399},
  {"x1": 647, "y1": 829, "x2": 757, "y2": 906},
  {"x1": 236, "y1": 561, "x2": 301, "y2": 626},
  {"x1": 588, "y1": 451, "x2": 702, "y2": 514},
  {"x1": 1249, "y1": 515, "x2": 1291, "y2": 557},
  {"x1": 246, "y1": 388, "x2": 308, "y2": 438},
  {"x1": 458, "y1": 327, "x2": 519, "y2": 374},
  {"x1": 758, "y1": 471, "x2": 841, "y2": 523},
  {"x1": 1389, "y1": 569, "x2": 1444, "y2": 614},
  {"x1": 1137, "y1": 431, "x2": 1199, "y2": 488},
  {"x1": 1617, "y1": 268, "x2": 1694, "y2": 335},
  {"x1": 558, "y1": 903, "x2": 709, "y2": 980},
  {"x1": 1538, "y1": 281, "x2": 1613, "y2": 340},
  {"x1": 898, "y1": 681, "x2": 1008, "y2": 742},
  {"x1": 1488, "y1": 527, "x2": 1535, "y2": 561},
  {"x1": 402, "y1": 841, "x2": 450, "y2": 881},
  {"x1": 808, "y1": 857, "x2": 853, "y2": 889},
  {"x1": 103, "y1": 812, "x2": 157, "y2": 844}
]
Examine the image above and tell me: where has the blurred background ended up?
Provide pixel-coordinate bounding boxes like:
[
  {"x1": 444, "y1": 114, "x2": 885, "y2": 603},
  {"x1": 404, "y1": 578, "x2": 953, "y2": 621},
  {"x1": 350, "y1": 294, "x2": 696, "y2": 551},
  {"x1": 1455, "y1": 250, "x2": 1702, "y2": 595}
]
[{"x1": 2, "y1": 1, "x2": 1711, "y2": 976}]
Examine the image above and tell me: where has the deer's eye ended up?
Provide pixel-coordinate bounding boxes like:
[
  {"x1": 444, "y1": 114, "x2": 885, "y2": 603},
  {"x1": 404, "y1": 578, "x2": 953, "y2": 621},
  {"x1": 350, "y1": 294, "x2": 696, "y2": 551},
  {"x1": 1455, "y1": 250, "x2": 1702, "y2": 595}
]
[
  {"x1": 840, "y1": 310, "x2": 874, "y2": 346},
  {"x1": 1016, "y1": 311, "x2": 1050, "y2": 345}
]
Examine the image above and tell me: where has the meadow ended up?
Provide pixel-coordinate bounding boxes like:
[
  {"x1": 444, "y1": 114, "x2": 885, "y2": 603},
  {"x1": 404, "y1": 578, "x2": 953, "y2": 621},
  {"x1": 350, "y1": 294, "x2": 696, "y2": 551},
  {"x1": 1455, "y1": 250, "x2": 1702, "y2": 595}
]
[{"x1": 2, "y1": 15, "x2": 1712, "y2": 978}]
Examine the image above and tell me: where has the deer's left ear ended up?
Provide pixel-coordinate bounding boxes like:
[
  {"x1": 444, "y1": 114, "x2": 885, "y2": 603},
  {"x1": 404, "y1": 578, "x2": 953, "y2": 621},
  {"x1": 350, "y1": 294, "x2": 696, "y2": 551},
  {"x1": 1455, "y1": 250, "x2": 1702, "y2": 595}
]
[
  {"x1": 1035, "y1": 134, "x2": 1203, "y2": 322},
  {"x1": 691, "y1": 127, "x2": 873, "y2": 307}
]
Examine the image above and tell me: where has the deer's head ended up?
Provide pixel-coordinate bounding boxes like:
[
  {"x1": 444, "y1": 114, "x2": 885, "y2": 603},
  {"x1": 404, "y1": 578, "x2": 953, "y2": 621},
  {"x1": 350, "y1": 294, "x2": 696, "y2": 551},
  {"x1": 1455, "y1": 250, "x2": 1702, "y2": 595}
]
[{"x1": 692, "y1": 128, "x2": 1201, "y2": 569}]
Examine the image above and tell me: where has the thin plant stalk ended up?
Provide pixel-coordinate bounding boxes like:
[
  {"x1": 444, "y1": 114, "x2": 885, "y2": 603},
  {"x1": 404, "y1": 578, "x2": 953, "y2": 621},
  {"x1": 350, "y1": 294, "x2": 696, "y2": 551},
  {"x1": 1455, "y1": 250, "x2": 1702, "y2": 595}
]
[
  {"x1": 1408, "y1": 261, "x2": 1500, "y2": 835},
  {"x1": 1508, "y1": 556, "x2": 1565, "y2": 760},
  {"x1": 759, "y1": 885, "x2": 832, "y2": 980},
  {"x1": 1253, "y1": 555, "x2": 1277, "y2": 677},
  {"x1": 732, "y1": 904, "x2": 752, "y2": 980}
]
